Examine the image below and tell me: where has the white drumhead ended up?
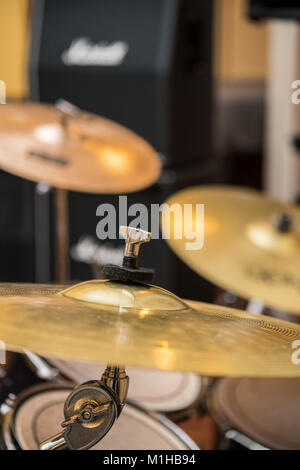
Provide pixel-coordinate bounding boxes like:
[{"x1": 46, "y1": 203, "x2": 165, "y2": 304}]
[
  {"x1": 50, "y1": 359, "x2": 202, "y2": 413},
  {"x1": 212, "y1": 378, "x2": 300, "y2": 450},
  {"x1": 13, "y1": 387, "x2": 198, "y2": 450}
]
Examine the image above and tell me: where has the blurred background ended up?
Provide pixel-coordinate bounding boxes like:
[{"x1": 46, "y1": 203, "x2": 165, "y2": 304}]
[{"x1": 0, "y1": 0, "x2": 299, "y2": 302}]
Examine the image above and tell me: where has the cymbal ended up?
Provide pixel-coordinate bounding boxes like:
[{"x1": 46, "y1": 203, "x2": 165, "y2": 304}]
[
  {"x1": 162, "y1": 185, "x2": 300, "y2": 315},
  {"x1": 0, "y1": 279, "x2": 300, "y2": 377},
  {"x1": 0, "y1": 283, "x2": 67, "y2": 296},
  {"x1": 0, "y1": 103, "x2": 161, "y2": 193}
]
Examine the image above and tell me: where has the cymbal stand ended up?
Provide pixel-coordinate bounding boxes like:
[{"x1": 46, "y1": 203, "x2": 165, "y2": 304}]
[
  {"x1": 53, "y1": 100, "x2": 81, "y2": 283},
  {"x1": 34, "y1": 181, "x2": 51, "y2": 283},
  {"x1": 40, "y1": 226, "x2": 153, "y2": 450}
]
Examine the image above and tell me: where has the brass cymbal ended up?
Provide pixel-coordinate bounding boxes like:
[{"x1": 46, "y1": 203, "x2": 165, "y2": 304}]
[
  {"x1": 0, "y1": 283, "x2": 67, "y2": 296},
  {"x1": 0, "y1": 103, "x2": 161, "y2": 193},
  {"x1": 0, "y1": 279, "x2": 300, "y2": 377},
  {"x1": 162, "y1": 186, "x2": 300, "y2": 315}
]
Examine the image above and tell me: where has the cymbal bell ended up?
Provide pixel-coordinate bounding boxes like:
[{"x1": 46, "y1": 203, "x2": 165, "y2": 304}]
[
  {"x1": 162, "y1": 186, "x2": 300, "y2": 315},
  {"x1": 0, "y1": 103, "x2": 161, "y2": 193},
  {"x1": 0, "y1": 280, "x2": 299, "y2": 378}
]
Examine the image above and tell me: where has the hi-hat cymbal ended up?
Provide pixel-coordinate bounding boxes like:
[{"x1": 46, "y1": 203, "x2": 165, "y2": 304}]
[
  {"x1": 0, "y1": 280, "x2": 300, "y2": 377},
  {"x1": 162, "y1": 186, "x2": 300, "y2": 315},
  {"x1": 0, "y1": 103, "x2": 161, "y2": 193}
]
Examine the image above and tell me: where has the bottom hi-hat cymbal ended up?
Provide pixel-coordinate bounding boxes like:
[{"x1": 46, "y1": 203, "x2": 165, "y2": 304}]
[
  {"x1": 162, "y1": 185, "x2": 300, "y2": 315},
  {"x1": 0, "y1": 280, "x2": 299, "y2": 378}
]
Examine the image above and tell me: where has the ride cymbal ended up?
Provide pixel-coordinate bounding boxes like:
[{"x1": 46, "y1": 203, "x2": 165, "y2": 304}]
[
  {"x1": 0, "y1": 103, "x2": 161, "y2": 193},
  {"x1": 162, "y1": 186, "x2": 300, "y2": 315},
  {"x1": 0, "y1": 280, "x2": 299, "y2": 377}
]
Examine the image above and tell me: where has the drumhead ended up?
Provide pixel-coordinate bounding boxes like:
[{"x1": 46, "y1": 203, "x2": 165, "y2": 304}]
[
  {"x1": 11, "y1": 385, "x2": 198, "y2": 450},
  {"x1": 49, "y1": 359, "x2": 202, "y2": 413},
  {"x1": 211, "y1": 378, "x2": 300, "y2": 450}
]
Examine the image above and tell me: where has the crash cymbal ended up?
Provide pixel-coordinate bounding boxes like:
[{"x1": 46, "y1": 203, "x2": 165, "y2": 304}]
[
  {"x1": 0, "y1": 280, "x2": 300, "y2": 377},
  {"x1": 0, "y1": 283, "x2": 67, "y2": 296},
  {"x1": 162, "y1": 186, "x2": 300, "y2": 315},
  {"x1": 0, "y1": 103, "x2": 161, "y2": 193}
]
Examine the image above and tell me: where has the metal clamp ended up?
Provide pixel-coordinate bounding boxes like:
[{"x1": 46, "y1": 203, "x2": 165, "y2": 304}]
[
  {"x1": 55, "y1": 99, "x2": 80, "y2": 132},
  {"x1": 40, "y1": 365, "x2": 128, "y2": 451},
  {"x1": 120, "y1": 226, "x2": 151, "y2": 269},
  {"x1": 102, "y1": 226, "x2": 154, "y2": 283}
]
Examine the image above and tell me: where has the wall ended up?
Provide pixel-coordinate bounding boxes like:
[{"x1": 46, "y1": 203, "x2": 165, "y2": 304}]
[
  {"x1": 0, "y1": 0, "x2": 29, "y2": 99},
  {"x1": 214, "y1": 0, "x2": 267, "y2": 81}
]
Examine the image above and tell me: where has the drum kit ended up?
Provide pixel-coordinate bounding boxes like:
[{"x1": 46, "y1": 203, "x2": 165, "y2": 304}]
[{"x1": 0, "y1": 102, "x2": 300, "y2": 450}]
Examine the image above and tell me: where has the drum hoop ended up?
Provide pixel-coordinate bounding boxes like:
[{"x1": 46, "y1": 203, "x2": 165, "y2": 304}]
[
  {"x1": 127, "y1": 399, "x2": 199, "y2": 451},
  {"x1": 8, "y1": 382, "x2": 73, "y2": 450}
]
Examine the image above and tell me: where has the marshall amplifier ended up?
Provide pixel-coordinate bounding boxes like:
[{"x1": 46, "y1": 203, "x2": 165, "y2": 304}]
[
  {"x1": 0, "y1": 172, "x2": 35, "y2": 282},
  {"x1": 249, "y1": 1, "x2": 300, "y2": 20},
  {"x1": 29, "y1": 0, "x2": 213, "y2": 167},
  {"x1": 28, "y1": 0, "x2": 219, "y2": 301}
]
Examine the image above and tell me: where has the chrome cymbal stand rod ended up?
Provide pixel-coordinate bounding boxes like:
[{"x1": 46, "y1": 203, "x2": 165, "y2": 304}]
[
  {"x1": 246, "y1": 298, "x2": 265, "y2": 316},
  {"x1": 52, "y1": 100, "x2": 80, "y2": 283},
  {"x1": 34, "y1": 182, "x2": 51, "y2": 283}
]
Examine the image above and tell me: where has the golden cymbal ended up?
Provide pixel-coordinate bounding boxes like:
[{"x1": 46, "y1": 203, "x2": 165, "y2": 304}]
[
  {"x1": 0, "y1": 283, "x2": 67, "y2": 296},
  {"x1": 162, "y1": 185, "x2": 300, "y2": 315},
  {"x1": 0, "y1": 103, "x2": 161, "y2": 193},
  {"x1": 0, "y1": 280, "x2": 300, "y2": 377}
]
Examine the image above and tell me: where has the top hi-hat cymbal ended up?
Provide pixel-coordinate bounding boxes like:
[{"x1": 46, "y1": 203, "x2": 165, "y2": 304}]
[
  {"x1": 0, "y1": 279, "x2": 300, "y2": 378},
  {"x1": 161, "y1": 185, "x2": 300, "y2": 315},
  {"x1": 0, "y1": 102, "x2": 161, "y2": 193}
]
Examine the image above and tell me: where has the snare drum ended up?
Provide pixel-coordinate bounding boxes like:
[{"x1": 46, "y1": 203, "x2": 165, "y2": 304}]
[
  {"x1": 208, "y1": 377, "x2": 300, "y2": 450},
  {"x1": 49, "y1": 359, "x2": 203, "y2": 421},
  {"x1": 0, "y1": 384, "x2": 199, "y2": 450}
]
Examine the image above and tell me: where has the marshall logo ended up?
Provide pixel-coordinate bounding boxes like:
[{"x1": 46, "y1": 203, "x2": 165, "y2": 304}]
[
  {"x1": 28, "y1": 150, "x2": 68, "y2": 166},
  {"x1": 61, "y1": 38, "x2": 129, "y2": 66},
  {"x1": 71, "y1": 235, "x2": 123, "y2": 266}
]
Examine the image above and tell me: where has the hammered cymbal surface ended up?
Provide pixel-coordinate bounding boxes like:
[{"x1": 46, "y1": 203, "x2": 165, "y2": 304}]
[
  {"x1": 0, "y1": 280, "x2": 299, "y2": 377},
  {"x1": 162, "y1": 185, "x2": 300, "y2": 315}
]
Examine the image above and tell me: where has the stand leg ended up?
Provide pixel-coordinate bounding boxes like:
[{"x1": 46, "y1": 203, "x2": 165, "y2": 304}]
[{"x1": 54, "y1": 188, "x2": 70, "y2": 282}]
